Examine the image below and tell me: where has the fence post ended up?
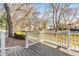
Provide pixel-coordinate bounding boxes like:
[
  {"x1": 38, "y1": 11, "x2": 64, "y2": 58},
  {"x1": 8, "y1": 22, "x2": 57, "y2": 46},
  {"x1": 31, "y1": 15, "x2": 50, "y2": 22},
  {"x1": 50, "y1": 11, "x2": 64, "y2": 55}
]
[
  {"x1": 39, "y1": 31, "x2": 44, "y2": 42},
  {"x1": 39, "y1": 31, "x2": 41, "y2": 42},
  {"x1": 67, "y1": 31, "x2": 71, "y2": 50},
  {"x1": 1, "y1": 32, "x2": 6, "y2": 56},
  {"x1": 38, "y1": 31, "x2": 41, "y2": 42},
  {"x1": 25, "y1": 31, "x2": 29, "y2": 48}
]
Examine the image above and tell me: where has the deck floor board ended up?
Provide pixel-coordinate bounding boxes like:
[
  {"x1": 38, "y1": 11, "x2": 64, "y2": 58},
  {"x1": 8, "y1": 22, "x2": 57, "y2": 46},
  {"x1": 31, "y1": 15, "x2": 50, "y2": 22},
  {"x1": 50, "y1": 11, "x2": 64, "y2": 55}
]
[
  {"x1": 30, "y1": 44, "x2": 51, "y2": 56},
  {"x1": 6, "y1": 43, "x2": 70, "y2": 56}
]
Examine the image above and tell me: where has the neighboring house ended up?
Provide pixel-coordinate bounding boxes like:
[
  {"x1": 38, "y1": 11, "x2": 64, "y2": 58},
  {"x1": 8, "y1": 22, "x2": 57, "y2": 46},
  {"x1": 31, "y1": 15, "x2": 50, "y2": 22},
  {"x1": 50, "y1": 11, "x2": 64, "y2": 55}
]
[
  {"x1": 71, "y1": 20, "x2": 79, "y2": 29},
  {"x1": 73, "y1": 24, "x2": 79, "y2": 29},
  {"x1": 47, "y1": 24, "x2": 54, "y2": 30}
]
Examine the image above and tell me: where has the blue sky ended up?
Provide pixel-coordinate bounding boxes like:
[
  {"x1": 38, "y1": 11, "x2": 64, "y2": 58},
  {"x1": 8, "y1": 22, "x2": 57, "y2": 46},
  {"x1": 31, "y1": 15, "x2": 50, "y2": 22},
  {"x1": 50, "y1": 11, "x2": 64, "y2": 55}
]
[
  {"x1": 69, "y1": 4, "x2": 79, "y2": 9},
  {"x1": 0, "y1": 3, "x2": 78, "y2": 12},
  {"x1": 35, "y1": 3, "x2": 78, "y2": 11},
  {"x1": 33, "y1": 3, "x2": 51, "y2": 17},
  {"x1": 33, "y1": 3, "x2": 79, "y2": 17},
  {"x1": 0, "y1": 3, "x2": 79, "y2": 16}
]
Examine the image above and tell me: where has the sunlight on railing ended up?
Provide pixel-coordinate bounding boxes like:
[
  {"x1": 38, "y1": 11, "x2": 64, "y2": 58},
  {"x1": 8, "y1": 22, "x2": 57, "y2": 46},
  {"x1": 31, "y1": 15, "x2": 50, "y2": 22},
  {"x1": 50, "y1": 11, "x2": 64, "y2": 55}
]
[
  {"x1": 26, "y1": 31, "x2": 40, "y2": 47},
  {"x1": 27, "y1": 30, "x2": 79, "y2": 51},
  {"x1": 43, "y1": 31, "x2": 79, "y2": 51}
]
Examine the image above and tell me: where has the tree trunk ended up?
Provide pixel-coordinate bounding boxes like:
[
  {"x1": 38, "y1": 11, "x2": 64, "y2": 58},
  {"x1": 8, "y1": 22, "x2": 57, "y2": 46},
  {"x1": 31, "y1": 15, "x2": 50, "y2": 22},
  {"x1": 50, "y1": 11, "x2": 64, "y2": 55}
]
[
  {"x1": 52, "y1": 6, "x2": 55, "y2": 30},
  {"x1": 4, "y1": 3, "x2": 13, "y2": 37}
]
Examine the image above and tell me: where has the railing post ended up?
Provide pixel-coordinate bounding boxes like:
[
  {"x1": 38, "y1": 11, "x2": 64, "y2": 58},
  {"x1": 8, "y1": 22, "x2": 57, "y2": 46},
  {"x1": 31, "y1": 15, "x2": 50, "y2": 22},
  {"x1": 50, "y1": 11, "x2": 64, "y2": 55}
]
[
  {"x1": 38, "y1": 31, "x2": 41, "y2": 42},
  {"x1": 25, "y1": 31, "x2": 29, "y2": 48},
  {"x1": 39, "y1": 31, "x2": 44, "y2": 42},
  {"x1": 39, "y1": 31, "x2": 41, "y2": 42},
  {"x1": 67, "y1": 31, "x2": 71, "y2": 50},
  {"x1": 1, "y1": 32, "x2": 6, "y2": 56}
]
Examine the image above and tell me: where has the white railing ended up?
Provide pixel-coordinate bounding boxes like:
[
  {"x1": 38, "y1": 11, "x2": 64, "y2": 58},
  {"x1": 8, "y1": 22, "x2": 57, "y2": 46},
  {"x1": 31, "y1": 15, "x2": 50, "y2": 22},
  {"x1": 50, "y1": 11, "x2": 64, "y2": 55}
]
[
  {"x1": 42, "y1": 30, "x2": 79, "y2": 51},
  {"x1": 24, "y1": 30, "x2": 79, "y2": 51},
  {"x1": 0, "y1": 32, "x2": 6, "y2": 56},
  {"x1": 25, "y1": 31, "x2": 40, "y2": 48}
]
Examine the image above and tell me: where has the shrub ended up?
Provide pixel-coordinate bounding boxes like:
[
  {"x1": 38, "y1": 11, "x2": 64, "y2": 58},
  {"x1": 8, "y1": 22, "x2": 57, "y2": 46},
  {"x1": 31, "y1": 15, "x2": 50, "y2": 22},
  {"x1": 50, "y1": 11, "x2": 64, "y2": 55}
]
[{"x1": 14, "y1": 31, "x2": 26, "y2": 39}]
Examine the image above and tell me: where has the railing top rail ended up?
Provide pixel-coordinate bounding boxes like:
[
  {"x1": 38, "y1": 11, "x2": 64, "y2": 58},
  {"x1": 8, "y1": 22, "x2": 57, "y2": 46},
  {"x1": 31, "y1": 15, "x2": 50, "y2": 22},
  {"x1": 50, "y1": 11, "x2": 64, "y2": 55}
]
[
  {"x1": 44, "y1": 30, "x2": 69, "y2": 35},
  {"x1": 57, "y1": 30, "x2": 69, "y2": 34},
  {"x1": 25, "y1": 30, "x2": 79, "y2": 35},
  {"x1": 25, "y1": 30, "x2": 40, "y2": 33},
  {"x1": 70, "y1": 31, "x2": 79, "y2": 35},
  {"x1": 45, "y1": 30, "x2": 79, "y2": 35}
]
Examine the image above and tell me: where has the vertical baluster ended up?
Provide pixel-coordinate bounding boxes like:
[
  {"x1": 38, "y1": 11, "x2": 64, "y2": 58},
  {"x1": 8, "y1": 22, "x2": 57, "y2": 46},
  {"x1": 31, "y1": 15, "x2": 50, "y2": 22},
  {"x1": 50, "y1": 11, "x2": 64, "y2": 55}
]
[
  {"x1": 64, "y1": 34, "x2": 66, "y2": 47},
  {"x1": 59, "y1": 33, "x2": 61, "y2": 46},
  {"x1": 63, "y1": 34, "x2": 64, "y2": 46},
  {"x1": 74, "y1": 34, "x2": 76, "y2": 49},
  {"x1": 65, "y1": 34, "x2": 66, "y2": 47},
  {"x1": 54, "y1": 33, "x2": 55, "y2": 44},
  {"x1": 77, "y1": 34, "x2": 78, "y2": 50},
  {"x1": 56, "y1": 32, "x2": 58, "y2": 45},
  {"x1": 58, "y1": 33, "x2": 59, "y2": 46},
  {"x1": 61, "y1": 34, "x2": 62, "y2": 46},
  {"x1": 70, "y1": 34, "x2": 72, "y2": 48},
  {"x1": 57, "y1": 32, "x2": 59, "y2": 45},
  {"x1": 61, "y1": 35, "x2": 63, "y2": 46},
  {"x1": 59, "y1": 34, "x2": 61, "y2": 46},
  {"x1": 76, "y1": 34, "x2": 78, "y2": 50},
  {"x1": 52, "y1": 32, "x2": 54, "y2": 43},
  {"x1": 75, "y1": 34, "x2": 78, "y2": 50},
  {"x1": 52, "y1": 33, "x2": 55, "y2": 43},
  {"x1": 39, "y1": 31, "x2": 41, "y2": 42},
  {"x1": 56, "y1": 34, "x2": 58, "y2": 42},
  {"x1": 26, "y1": 31, "x2": 29, "y2": 48},
  {"x1": 50, "y1": 32, "x2": 51, "y2": 42},
  {"x1": 67, "y1": 31, "x2": 71, "y2": 50},
  {"x1": 78, "y1": 34, "x2": 79, "y2": 50},
  {"x1": 65, "y1": 34, "x2": 67, "y2": 47},
  {"x1": 61, "y1": 34, "x2": 63, "y2": 46},
  {"x1": 65, "y1": 33, "x2": 67, "y2": 47},
  {"x1": 42, "y1": 31, "x2": 44, "y2": 42},
  {"x1": 62, "y1": 34, "x2": 64, "y2": 46},
  {"x1": 72, "y1": 34, "x2": 74, "y2": 49}
]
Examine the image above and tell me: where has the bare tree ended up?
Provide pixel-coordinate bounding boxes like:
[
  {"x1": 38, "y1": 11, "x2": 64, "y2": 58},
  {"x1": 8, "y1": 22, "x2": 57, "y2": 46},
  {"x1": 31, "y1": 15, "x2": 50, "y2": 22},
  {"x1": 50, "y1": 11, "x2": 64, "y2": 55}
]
[
  {"x1": 4, "y1": 3, "x2": 13, "y2": 37},
  {"x1": 49, "y1": 3, "x2": 79, "y2": 31}
]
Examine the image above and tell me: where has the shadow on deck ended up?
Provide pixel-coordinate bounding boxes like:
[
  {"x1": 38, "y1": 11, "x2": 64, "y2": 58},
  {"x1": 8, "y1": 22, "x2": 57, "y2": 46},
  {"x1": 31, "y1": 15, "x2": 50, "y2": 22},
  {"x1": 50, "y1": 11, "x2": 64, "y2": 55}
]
[{"x1": 6, "y1": 43, "x2": 71, "y2": 56}]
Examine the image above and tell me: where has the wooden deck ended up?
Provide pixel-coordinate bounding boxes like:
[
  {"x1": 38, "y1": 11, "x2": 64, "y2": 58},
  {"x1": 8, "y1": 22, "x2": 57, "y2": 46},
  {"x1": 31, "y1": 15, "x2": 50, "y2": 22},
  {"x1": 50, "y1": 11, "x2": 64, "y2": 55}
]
[
  {"x1": 5, "y1": 37, "x2": 32, "y2": 47},
  {"x1": 6, "y1": 43, "x2": 71, "y2": 56},
  {"x1": 5, "y1": 37, "x2": 26, "y2": 47}
]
